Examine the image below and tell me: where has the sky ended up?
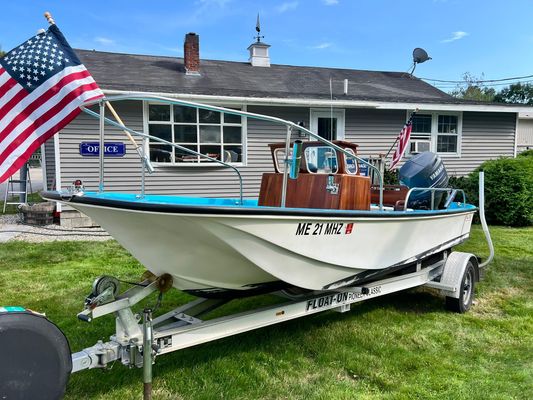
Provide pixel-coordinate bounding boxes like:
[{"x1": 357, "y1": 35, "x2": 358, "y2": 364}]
[{"x1": 1, "y1": 0, "x2": 532, "y2": 92}]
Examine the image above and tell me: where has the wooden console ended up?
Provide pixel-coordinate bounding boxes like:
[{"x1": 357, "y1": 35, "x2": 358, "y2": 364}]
[{"x1": 258, "y1": 173, "x2": 371, "y2": 210}]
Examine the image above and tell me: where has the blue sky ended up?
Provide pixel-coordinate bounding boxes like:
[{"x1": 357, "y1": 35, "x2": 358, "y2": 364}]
[{"x1": 1, "y1": 0, "x2": 532, "y2": 91}]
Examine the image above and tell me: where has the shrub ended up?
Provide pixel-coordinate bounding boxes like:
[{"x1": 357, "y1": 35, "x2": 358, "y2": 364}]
[
  {"x1": 450, "y1": 156, "x2": 533, "y2": 227},
  {"x1": 518, "y1": 149, "x2": 533, "y2": 158},
  {"x1": 383, "y1": 168, "x2": 399, "y2": 185}
]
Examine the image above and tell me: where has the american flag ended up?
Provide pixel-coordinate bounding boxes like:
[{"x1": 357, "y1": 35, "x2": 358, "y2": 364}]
[
  {"x1": 389, "y1": 114, "x2": 415, "y2": 170},
  {"x1": 0, "y1": 24, "x2": 104, "y2": 183}
]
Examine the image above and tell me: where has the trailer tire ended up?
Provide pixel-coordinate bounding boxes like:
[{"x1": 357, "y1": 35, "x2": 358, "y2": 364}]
[{"x1": 445, "y1": 261, "x2": 476, "y2": 313}]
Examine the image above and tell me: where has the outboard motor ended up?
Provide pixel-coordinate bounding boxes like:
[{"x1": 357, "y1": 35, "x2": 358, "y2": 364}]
[{"x1": 399, "y1": 152, "x2": 448, "y2": 209}]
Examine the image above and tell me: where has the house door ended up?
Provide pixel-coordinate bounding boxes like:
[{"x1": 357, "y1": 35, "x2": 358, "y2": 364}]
[{"x1": 310, "y1": 109, "x2": 345, "y2": 141}]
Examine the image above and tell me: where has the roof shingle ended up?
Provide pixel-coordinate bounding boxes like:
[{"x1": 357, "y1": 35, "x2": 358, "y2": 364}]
[{"x1": 77, "y1": 49, "x2": 460, "y2": 104}]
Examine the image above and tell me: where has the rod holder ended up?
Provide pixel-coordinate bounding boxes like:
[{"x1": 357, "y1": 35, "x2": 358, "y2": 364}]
[{"x1": 289, "y1": 140, "x2": 303, "y2": 180}]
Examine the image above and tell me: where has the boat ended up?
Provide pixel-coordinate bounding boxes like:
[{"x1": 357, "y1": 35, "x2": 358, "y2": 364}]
[{"x1": 42, "y1": 95, "x2": 476, "y2": 298}]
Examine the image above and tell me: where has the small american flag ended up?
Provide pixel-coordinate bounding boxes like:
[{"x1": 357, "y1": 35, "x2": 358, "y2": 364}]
[
  {"x1": 0, "y1": 24, "x2": 104, "y2": 183},
  {"x1": 390, "y1": 114, "x2": 415, "y2": 170}
]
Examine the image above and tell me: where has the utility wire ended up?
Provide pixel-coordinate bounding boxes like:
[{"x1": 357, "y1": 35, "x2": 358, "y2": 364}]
[
  {"x1": 434, "y1": 79, "x2": 533, "y2": 90},
  {"x1": 421, "y1": 73, "x2": 533, "y2": 84}
]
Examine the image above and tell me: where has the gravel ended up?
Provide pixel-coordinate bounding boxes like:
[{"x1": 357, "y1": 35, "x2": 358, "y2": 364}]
[{"x1": 0, "y1": 214, "x2": 112, "y2": 243}]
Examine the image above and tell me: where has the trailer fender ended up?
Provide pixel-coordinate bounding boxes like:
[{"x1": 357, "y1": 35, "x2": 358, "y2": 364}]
[{"x1": 437, "y1": 252, "x2": 479, "y2": 299}]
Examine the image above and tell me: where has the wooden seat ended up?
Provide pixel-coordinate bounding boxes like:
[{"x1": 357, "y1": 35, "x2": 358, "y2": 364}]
[{"x1": 371, "y1": 185, "x2": 409, "y2": 207}]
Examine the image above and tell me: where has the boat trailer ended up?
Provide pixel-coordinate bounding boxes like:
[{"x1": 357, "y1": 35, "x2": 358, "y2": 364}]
[{"x1": 1, "y1": 250, "x2": 484, "y2": 400}]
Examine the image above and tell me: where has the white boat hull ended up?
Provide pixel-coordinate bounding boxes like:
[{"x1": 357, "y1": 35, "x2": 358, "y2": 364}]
[{"x1": 60, "y1": 199, "x2": 475, "y2": 294}]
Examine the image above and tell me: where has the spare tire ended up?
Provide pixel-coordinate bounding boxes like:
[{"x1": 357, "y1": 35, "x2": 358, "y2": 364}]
[{"x1": 0, "y1": 308, "x2": 72, "y2": 400}]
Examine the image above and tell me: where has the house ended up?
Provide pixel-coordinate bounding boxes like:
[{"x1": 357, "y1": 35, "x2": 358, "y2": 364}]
[
  {"x1": 517, "y1": 112, "x2": 533, "y2": 153},
  {"x1": 42, "y1": 33, "x2": 532, "y2": 225}
]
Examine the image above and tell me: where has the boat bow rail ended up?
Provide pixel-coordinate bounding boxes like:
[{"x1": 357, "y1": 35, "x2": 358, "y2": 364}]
[{"x1": 80, "y1": 94, "x2": 385, "y2": 209}]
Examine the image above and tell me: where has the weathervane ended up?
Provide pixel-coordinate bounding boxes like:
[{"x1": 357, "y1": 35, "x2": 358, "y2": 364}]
[{"x1": 254, "y1": 14, "x2": 264, "y2": 43}]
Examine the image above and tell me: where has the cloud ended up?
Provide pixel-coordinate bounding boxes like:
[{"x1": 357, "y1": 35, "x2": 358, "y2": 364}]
[
  {"x1": 94, "y1": 37, "x2": 115, "y2": 46},
  {"x1": 323, "y1": 0, "x2": 339, "y2": 5},
  {"x1": 277, "y1": 1, "x2": 298, "y2": 13},
  {"x1": 310, "y1": 42, "x2": 333, "y2": 49},
  {"x1": 441, "y1": 31, "x2": 469, "y2": 43}
]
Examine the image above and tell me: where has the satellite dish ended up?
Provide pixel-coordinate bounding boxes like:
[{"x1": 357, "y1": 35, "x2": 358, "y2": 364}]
[{"x1": 413, "y1": 48, "x2": 431, "y2": 64}]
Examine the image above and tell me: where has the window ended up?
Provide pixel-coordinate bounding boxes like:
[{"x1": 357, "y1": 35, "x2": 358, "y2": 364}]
[
  {"x1": 146, "y1": 103, "x2": 244, "y2": 164},
  {"x1": 436, "y1": 115, "x2": 458, "y2": 153},
  {"x1": 409, "y1": 112, "x2": 461, "y2": 155},
  {"x1": 304, "y1": 146, "x2": 338, "y2": 173}
]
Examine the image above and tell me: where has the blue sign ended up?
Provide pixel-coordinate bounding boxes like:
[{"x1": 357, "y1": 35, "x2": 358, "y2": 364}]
[
  {"x1": 359, "y1": 158, "x2": 369, "y2": 176},
  {"x1": 79, "y1": 142, "x2": 126, "y2": 157}
]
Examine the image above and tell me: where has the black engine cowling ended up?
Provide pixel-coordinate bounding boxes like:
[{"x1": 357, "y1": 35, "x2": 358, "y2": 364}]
[{"x1": 399, "y1": 152, "x2": 448, "y2": 209}]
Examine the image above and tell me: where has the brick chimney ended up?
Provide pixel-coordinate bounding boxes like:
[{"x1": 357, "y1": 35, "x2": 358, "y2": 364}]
[{"x1": 184, "y1": 33, "x2": 200, "y2": 75}]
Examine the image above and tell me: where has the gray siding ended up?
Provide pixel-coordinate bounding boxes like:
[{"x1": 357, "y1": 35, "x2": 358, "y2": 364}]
[
  {"x1": 446, "y1": 112, "x2": 516, "y2": 176},
  {"x1": 344, "y1": 109, "x2": 405, "y2": 156},
  {"x1": 58, "y1": 102, "x2": 306, "y2": 198},
  {"x1": 43, "y1": 138, "x2": 56, "y2": 190}
]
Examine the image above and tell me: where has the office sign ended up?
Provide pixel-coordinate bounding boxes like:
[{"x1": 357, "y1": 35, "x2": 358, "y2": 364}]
[{"x1": 79, "y1": 142, "x2": 126, "y2": 157}]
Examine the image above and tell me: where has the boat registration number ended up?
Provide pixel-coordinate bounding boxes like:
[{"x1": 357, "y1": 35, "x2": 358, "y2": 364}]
[{"x1": 295, "y1": 222, "x2": 353, "y2": 236}]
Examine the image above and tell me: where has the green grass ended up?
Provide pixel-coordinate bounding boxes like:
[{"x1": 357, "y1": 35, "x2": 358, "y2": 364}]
[{"x1": 0, "y1": 226, "x2": 532, "y2": 399}]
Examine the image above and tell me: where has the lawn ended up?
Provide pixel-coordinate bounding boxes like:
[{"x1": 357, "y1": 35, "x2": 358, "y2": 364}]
[{"x1": 0, "y1": 226, "x2": 532, "y2": 400}]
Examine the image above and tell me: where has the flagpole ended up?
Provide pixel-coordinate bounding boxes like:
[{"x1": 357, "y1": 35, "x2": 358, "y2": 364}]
[
  {"x1": 384, "y1": 108, "x2": 419, "y2": 160},
  {"x1": 43, "y1": 11, "x2": 154, "y2": 174}
]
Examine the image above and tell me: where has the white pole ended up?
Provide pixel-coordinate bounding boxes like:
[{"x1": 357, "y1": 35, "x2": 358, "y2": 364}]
[
  {"x1": 478, "y1": 171, "x2": 494, "y2": 268},
  {"x1": 99, "y1": 101, "x2": 105, "y2": 192}
]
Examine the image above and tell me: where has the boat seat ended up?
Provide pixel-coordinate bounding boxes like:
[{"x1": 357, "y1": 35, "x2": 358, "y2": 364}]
[{"x1": 371, "y1": 185, "x2": 409, "y2": 207}]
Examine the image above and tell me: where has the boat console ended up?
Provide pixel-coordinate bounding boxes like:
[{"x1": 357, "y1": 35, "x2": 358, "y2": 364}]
[{"x1": 258, "y1": 141, "x2": 372, "y2": 210}]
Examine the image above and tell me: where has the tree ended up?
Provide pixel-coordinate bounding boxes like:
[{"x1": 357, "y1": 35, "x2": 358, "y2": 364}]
[
  {"x1": 450, "y1": 72, "x2": 496, "y2": 102},
  {"x1": 494, "y1": 83, "x2": 533, "y2": 105}
]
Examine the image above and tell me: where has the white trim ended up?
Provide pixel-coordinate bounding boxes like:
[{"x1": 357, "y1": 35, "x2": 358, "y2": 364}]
[
  {"x1": 514, "y1": 112, "x2": 519, "y2": 158},
  {"x1": 407, "y1": 111, "x2": 462, "y2": 157},
  {"x1": 309, "y1": 108, "x2": 345, "y2": 140},
  {"x1": 103, "y1": 89, "x2": 533, "y2": 113},
  {"x1": 53, "y1": 133, "x2": 62, "y2": 212},
  {"x1": 242, "y1": 103, "x2": 248, "y2": 165},
  {"x1": 40, "y1": 143, "x2": 47, "y2": 190}
]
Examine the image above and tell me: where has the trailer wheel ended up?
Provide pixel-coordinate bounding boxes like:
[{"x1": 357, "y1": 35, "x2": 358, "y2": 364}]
[{"x1": 445, "y1": 261, "x2": 476, "y2": 313}]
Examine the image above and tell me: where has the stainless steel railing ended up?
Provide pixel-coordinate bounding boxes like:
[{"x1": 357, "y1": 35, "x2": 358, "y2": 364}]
[
  {"x1": 81, "y1": 94, "x2": 385, "y2": 209},
  {"x1": 403, "y1": 187, "x2": 467, "y2": 211}
]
